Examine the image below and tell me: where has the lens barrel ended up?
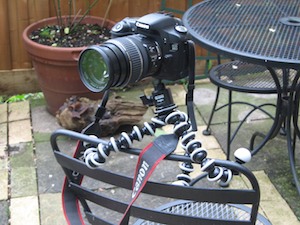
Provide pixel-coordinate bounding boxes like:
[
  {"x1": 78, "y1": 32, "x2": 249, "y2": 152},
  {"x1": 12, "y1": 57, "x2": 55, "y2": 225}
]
[{"x1": 79, "y1": 35, "x2": 161, "y2": 92}]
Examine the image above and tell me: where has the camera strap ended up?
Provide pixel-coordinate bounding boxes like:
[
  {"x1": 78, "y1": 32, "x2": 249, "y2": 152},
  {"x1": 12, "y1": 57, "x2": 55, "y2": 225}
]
[
  {"x1": 119, "y1": 133, "x2": 179, "y2": 225},
  {"x1": 186, "y1": 78, "x2": 196, "y2": 131},
  {"x1": 186, "y1": 40, "x2": 197, "y2": 132}
]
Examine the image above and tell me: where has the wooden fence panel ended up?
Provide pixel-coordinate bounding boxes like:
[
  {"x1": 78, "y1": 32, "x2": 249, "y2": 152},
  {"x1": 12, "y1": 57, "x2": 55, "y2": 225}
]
[
  {"x1": 28, "y1": 0, "x2": 51, "y2": 24},
  {"x1": 0, "y1": 0, "x2": 11, "y2": 70},
  {"x1": 9, "y1": 0, "x2": 29, "y2": 69}
]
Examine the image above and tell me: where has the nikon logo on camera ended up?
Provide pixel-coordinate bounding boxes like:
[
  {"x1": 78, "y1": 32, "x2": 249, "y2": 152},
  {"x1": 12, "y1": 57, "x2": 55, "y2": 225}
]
[{"x1": 136, "y1": 21, "x2": 150, "y2": 30}]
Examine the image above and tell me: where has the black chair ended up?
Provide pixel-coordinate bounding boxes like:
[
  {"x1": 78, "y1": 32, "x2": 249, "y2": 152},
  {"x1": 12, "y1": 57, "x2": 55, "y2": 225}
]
[
  {"x1": 51, "y1": 129, "x2": 272, "y2": 225},
  {"x1": 202, "y1": 60, "x2": 280, "y2": 159}
]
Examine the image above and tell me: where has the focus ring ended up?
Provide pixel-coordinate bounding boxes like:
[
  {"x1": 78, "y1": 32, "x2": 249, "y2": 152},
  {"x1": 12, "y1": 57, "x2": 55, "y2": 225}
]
[{"x1": 107, "y1": 37, "x2": 143, "y2": 86}]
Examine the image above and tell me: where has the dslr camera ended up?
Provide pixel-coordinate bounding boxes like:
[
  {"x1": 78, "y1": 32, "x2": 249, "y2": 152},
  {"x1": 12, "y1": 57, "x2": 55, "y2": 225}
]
[{"x1": 79, "y1": 12, "x2": 194, "y2": 92}]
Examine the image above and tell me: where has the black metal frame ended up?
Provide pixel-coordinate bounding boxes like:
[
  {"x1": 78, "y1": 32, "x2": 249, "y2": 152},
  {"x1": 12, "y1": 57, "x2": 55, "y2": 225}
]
[
  {"x1": 203, "y1": 61, "x2": 278, "y2": 159},
  {"x1": 51, "y1": 129, "x2": 272, "y2": 225},
  {"x1": 183, "y1": 0, "x2": 300, "y2": 195}
]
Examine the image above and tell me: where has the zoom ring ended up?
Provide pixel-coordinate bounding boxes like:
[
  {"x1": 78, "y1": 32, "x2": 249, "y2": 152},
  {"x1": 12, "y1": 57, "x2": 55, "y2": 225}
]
[{"x1": 108, "y1": 37, "x2": 144, "y2": 85}]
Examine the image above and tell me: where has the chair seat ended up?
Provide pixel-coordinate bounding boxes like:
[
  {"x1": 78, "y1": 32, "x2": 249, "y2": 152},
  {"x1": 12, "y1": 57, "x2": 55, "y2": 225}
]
[
  {"x1": 209, "y1": 61, "x2": 295, "y2": 93},
  {"x1": 203, "y1": 60, "x2": 282, "y2": 159},
  {"x1": 135, "y1": 201, "x2": 271, "y2": 225}
]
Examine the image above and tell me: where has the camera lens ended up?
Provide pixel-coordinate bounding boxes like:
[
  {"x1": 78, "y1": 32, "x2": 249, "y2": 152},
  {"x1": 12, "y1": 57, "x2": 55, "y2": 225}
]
[
  {"x1": 79, "y1": 47, "x2": 110, "y2": 92},
  {"x1": 79, "y1": 35, "x2": 161, "y2": 92}
]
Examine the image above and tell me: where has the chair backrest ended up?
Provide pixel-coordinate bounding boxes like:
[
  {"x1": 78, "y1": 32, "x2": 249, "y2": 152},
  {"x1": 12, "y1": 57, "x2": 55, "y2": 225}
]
[{"x1": 51, "y1": 129, "x2": 269, "y2": 225}]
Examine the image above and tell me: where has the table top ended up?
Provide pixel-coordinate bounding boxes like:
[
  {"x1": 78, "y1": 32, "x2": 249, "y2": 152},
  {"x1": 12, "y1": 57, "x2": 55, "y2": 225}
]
[{"x1": 183, "y1": 0, "x2": 300, "y2": 69}]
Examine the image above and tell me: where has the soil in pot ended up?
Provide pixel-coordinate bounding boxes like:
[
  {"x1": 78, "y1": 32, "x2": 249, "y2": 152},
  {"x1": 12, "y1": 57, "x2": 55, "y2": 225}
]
[{"x1": 29, "y1": 23, "x2": 111, "y2": 47}]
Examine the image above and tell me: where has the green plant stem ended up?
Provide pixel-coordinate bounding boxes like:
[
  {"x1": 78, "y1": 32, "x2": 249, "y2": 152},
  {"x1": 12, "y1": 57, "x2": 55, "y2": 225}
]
[
  {"x1": 57, "y1": 0, "x2": 62, "y2": 26},
  {"x1": 53, "y1": 0, "x2": 63, "y2": 36},
  {"x1": 70, "y1": 9, "x2": 82, "y2": 29},
  {"x1": 72, "y1": 0, "x2": 76, "y2": 15},
  {"x1": 70, "y1": 0, "x2": 100, "y2": 33},
  {"x1": 52, "y1": 0, "x2": 59, "y2": 25},
  {"x1": 68, "y1": 0, "x2": 73, "y2": 27},
  {"x1": 102, "y1": 0, "x2": 113, "y2": 27}
]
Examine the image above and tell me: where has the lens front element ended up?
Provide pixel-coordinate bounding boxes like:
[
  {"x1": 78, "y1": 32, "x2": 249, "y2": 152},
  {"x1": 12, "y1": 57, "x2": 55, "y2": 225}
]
[{"x1": 79, "y1": 48, "x2": 110, "y2": 92}]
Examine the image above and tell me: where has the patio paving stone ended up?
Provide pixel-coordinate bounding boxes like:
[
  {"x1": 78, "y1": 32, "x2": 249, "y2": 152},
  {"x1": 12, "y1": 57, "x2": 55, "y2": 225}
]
[
  {"x1": 8, "y1": 101, "x2": 30, "y2": 122},
  {"x1": 0, "y1": 123, "x2": 7, "y2": 157},
  {"x1": 31, "y1": 105, "x2": 61, "y2": 134},
  {"x1": 10, "y1": 167, "x2": 37, "y2": 198},
  {"x1": 35, "y1": 141, "x2": 65, "y2": 194},
  {"x1": 0, "y1": 156, "x2": 8, "y2": 169},
  {"x1": 0, "y1": 166, "x2": 8, "y2": 200},
  {"x1": 10, "y1": 196, "x2": 39, "y2": 225},
  {"x1": 10, "y1": 142, "x2": 35, "y2": 168},
  {"x1": 260, "y1": 198, "x2": 299, "y2": 225},
  {"x1": 9, "y1": 142, "x2": 37, "y2": 198},
  {"x1": 0, "y1": 102, "x2": 7, "y2": 124},
  {"x1": 8, "y1": 119, "x2": 32, "y2": 145},
  {"x1": 39, "y1": 193, "x2": 67, "y2": 225},
  {"x1": 0, "y1": 200, "x2": 9, "y2": 225},
  {"x1": 255, "y1": 170, "x2": 300, "y2": 225}
]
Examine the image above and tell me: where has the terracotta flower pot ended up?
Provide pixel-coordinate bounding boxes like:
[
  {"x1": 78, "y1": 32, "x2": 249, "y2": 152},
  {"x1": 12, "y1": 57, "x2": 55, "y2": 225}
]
[{"x1": 22, "y1": 16, "x2": 115, "y2": 115}]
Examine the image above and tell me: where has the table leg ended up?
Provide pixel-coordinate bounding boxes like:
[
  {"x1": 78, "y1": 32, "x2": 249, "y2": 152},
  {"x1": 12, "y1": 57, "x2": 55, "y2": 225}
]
[
  {"x1": 250, "y1": 68, "x2": 300, "y2": 194},
  {"x1": 249, "y1": 95, "x2": 283, "y2": 155},
  {"x1": 249, "y1": 67, "x2": 285, "y2": 155},
  {"x1": 290, "y1": 80, "x2": 300, "y2": 195},
  {"x1": 293, "y1": 83, "x2": 300, "y2": 138},
  {"x1": 286, "y1": 97, "x2": 300, "y2": 195}
]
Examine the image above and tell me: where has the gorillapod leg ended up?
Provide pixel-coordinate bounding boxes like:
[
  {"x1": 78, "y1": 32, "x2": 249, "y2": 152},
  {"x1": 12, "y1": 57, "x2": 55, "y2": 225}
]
[{"x1": 83, "y1": 81, "x2": 234, "y2": 187}]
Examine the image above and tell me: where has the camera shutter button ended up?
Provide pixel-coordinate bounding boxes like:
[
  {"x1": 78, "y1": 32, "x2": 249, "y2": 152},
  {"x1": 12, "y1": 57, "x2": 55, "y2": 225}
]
[
  {"x1": 112, "y1": 23, "x2": 123, "y2": 32},
  {"x1": 175, "y1": 25, "x2": 188, "y2": 34}
]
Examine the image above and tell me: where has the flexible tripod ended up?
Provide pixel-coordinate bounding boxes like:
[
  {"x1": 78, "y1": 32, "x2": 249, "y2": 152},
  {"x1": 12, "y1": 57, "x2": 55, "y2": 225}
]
[{"x1": 83, "y1": 80, "x2": 251, "y2": 187}]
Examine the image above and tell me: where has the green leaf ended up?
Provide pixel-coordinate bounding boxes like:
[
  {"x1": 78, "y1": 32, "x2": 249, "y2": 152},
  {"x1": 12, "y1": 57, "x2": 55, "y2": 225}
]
[
  {"x1": 40, "y1": 28, "x2": 51, "y2": 38},
  {"x1": 6, "y1": 94, "x2": 26, "y2": 103}
]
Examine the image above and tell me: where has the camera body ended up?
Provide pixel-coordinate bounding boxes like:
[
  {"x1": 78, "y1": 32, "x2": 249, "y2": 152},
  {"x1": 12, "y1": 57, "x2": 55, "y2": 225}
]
[
  {"x1": 111, "y1": 12, "x2": 191, "y2": 81},
  {"x1": 78, "y1": 12, "x2": 194, "y2": 92}
]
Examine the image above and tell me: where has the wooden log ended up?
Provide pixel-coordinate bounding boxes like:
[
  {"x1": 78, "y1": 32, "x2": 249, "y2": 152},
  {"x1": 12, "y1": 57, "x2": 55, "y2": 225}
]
[{"x1": 56, "y1": 95, "x2": 148, "y2": 136}]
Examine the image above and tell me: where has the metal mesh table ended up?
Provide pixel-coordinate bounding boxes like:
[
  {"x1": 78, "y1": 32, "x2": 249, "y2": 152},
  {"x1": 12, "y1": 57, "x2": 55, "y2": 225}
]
[
  {"x1": 183, "y1": 0, "x2": 300, "y2": 195},
  {"x1": 183, "y1": 0, "x2": 300, "y2": 69}
]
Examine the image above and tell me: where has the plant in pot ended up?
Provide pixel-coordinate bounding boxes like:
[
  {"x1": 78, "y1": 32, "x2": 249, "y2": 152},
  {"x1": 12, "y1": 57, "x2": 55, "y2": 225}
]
[{"x1": 22, "y1": 0, "x2": 115, "y2": 115}]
